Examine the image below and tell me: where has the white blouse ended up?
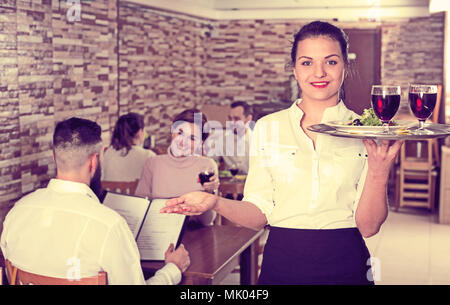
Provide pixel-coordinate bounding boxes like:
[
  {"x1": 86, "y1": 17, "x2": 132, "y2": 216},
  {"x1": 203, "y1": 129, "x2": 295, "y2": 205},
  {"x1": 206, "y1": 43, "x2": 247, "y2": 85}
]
[{"x1": 243, "y1": 99, "x2": 368, "y2": 229}]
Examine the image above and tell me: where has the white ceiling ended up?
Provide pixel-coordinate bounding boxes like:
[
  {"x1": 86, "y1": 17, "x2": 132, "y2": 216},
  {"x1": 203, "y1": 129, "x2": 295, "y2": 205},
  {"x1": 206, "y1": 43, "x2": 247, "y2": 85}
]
[{"x1": 128, "y1": 0, "x2": 440, "y2": 20}]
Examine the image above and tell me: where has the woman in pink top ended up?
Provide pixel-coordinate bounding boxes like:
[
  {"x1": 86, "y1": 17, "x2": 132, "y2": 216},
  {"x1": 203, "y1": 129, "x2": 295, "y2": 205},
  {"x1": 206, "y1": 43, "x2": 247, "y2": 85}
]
[{"x1": 135, "y1": 109, "x2": 218, "y2": 226}]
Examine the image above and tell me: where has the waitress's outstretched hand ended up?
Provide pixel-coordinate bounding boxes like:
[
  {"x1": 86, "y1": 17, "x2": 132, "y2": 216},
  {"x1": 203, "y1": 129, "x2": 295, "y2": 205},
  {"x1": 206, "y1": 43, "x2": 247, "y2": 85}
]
[
  {"x1": 161, "y1": 191, "x2": 218, "y2": 216},
  {"x1": 362, "y1": 139, "x2": 404, "y2": 178}
]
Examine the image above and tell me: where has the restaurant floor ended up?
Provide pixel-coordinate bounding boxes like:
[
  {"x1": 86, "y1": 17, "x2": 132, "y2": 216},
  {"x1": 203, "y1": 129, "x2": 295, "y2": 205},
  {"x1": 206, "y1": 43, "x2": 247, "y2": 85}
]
[{"x1": 219, "y1": 206, "x2": 450, "y2": 285}]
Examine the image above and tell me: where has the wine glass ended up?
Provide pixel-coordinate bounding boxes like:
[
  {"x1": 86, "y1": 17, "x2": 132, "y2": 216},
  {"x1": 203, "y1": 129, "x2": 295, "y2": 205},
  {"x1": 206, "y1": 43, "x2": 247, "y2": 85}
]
[
  {"x1": 229, "y1": 163, "x2": 239, "y2": 181},
  {"x1": 371, "y1": 85, "x2": 401, "y2": 134},
  {"x1": 408, "y1": 84, "x2": 438, "y2": 134},
  {"x1": 198, "y1": 168, "x2": 214, "y2": 186}
]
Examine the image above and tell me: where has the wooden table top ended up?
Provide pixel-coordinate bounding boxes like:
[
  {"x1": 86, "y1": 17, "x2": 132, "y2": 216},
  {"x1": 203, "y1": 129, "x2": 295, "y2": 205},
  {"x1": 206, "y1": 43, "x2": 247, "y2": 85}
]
[{"x1": 141, "y1": 225, "x2": 263, "y2": 280}]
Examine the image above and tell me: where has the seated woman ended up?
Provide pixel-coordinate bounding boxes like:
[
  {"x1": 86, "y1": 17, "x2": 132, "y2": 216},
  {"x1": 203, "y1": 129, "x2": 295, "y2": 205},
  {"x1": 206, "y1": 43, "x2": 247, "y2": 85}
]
[
  {"x1": 135, "y1": 109, "x2": 218, "y2": 226},
  {"x1": 102, "y1": 112, "x2": 156, "y2": 182}
]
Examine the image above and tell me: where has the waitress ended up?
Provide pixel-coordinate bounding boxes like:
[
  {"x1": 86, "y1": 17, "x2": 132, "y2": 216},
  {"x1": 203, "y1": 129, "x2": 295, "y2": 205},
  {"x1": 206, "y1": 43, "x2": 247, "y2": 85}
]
[{"x1": 161, "y1": 21, "x2": 403, "y2": 285}]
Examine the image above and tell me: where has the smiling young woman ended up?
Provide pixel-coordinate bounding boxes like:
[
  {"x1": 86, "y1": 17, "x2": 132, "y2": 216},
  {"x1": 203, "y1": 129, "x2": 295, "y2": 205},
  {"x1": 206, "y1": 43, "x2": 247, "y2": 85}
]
[
  {"x1": 160, "y1": 21, "x2": 403, "y2": 285},
  {"x1": 135, "y1": 109, "x2": 219, "y2": 226}
]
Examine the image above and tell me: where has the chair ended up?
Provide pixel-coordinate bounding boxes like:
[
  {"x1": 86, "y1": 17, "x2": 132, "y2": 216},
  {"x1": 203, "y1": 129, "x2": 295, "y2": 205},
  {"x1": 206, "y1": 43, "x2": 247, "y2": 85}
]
[
  {"x1": 430, "y1": 84, "x2": 442, "y2": 167},
  {"x1": 396, "y1": 140, "x2": 437, "y2": 212},
  {"x1": 394, "y1": 84, "x2": 442, "y2": 211},
  {"x1": 5, "y1": 259, "x2": 107, "y2": 285},
  {"x1": 101, "y1": 179, "x2": 139, "y2": 195}
]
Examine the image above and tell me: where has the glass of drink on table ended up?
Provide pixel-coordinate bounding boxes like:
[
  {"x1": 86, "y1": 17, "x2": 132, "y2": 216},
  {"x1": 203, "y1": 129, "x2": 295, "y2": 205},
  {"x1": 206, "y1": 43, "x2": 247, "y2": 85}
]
[
  {"x1": 198, "y1": 168, "x2": 214, "y2": 186},
  {"x1": 229, "y1": 163, "x2": 239, "y2": 181}
]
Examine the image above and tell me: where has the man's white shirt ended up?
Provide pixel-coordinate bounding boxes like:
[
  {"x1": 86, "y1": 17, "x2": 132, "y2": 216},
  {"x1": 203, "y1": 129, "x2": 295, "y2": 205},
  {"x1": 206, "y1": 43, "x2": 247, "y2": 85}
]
[{"x1": 0, "y1": 179, "x2": 181, "y2": 285}]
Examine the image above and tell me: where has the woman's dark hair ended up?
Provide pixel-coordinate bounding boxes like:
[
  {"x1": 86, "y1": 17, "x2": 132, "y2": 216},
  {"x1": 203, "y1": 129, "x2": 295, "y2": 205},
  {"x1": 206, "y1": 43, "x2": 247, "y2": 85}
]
[
  {"x1": 290, "y1": 21, "x2": 350, "y2": 101},
  {"x1": 111, "y1": 112, "x2": 145, "y2": 155},
  {"x1": 172, "y1": 108, "x2": 209, "y2": 142},
  {"x1": 291, "y1": 21, "x2": 349, "y2": 66}
]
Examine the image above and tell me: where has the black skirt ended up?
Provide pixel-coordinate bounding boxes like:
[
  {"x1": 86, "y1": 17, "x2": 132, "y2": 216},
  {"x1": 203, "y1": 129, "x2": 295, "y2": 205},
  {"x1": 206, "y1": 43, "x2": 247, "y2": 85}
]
[{"x1": 258, "y1": 226, "x2": 374, "y2": 285}]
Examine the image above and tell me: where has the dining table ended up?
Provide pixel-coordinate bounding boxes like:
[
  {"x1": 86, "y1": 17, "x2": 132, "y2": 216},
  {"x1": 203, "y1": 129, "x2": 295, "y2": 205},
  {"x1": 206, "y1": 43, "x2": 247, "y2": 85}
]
[{"x1": 141, "y1": 224, "x2": 264, "y2": 285}]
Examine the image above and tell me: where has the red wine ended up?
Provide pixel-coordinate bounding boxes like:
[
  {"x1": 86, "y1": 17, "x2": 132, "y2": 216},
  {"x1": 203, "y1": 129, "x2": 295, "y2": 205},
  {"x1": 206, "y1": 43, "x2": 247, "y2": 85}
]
[
  {"x1": 199, "y1": 171, "x2": 214, "y2": 184},
  {"x1": 230, "y1": 168, "x2": 238, "y2": 176},
  {"x1": 371, "y1": 94, "x2": 400, "y2": 122},
  {"x1": 409, "y1": 93, "x2": 437, "y2": 120}
]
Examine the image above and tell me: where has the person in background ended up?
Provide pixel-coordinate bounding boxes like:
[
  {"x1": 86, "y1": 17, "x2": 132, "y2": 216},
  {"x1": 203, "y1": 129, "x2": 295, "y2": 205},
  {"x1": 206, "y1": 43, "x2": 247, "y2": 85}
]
[
  {"x1": 102, "y1": 112, "x2": 156, "y2": 182},
  {"x1": 203, "y1": 101, "x2": 254, "y2": 175},
  {"x1": 161, "y1": 21, "x2": 403, "y2": 285},
  {"x1": 135, "y1": 109, "x2": 218, "y2": 226},
  {"x1": 1, "y1": 117, "x2": 189, "y2": 285},
  {"x1": 221, "y1": 101, "x2": 254, "y2": 175}
]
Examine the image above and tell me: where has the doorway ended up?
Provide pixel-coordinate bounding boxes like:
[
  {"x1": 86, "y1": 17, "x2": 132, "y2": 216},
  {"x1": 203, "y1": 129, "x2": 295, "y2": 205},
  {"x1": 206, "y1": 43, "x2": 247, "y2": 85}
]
[{"x1": 343, "y1": 28, "x2": 381, "y2": 115}]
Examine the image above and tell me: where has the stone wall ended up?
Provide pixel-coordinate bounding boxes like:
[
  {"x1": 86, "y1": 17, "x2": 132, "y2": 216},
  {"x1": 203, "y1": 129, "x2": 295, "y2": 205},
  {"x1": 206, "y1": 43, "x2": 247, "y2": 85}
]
[
  {"x1": 118, "y1": 3, "x2": 208, "y2": 145},
  {"x1": 0, "y1": 0, "x2": 118, "y2": 225},
  {"x1": 0, "y1": 1, "x2": 446, "y2": 217},
  {"x1": 381, "y1": 14, "x2": 445, "y2": 116}
]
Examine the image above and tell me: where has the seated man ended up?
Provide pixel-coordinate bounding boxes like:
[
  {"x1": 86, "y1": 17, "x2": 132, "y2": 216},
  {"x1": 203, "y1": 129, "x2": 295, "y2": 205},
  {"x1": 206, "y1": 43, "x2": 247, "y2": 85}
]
[
  {"x1": 222, "y1": 101, "x2": 254, "y2": 175},
  {"x1": 0, "y1": 117, "x2": 189, "y2": 285}
]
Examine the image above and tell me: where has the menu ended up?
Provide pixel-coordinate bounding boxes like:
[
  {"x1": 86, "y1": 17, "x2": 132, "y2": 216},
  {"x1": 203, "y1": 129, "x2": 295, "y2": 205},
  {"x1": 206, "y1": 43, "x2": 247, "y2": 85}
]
[{"x1": 103, "y1": 192, "x2": 188, "y2": 261}]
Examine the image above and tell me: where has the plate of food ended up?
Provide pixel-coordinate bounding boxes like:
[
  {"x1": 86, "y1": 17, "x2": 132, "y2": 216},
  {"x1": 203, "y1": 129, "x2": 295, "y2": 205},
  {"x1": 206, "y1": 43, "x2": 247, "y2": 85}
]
[
  {"x1": 308, "y1": 108, "x2": 450, "y2": 140},
  {"x1": 326, "y1": 109, "x2": 415, "y2": 134}
]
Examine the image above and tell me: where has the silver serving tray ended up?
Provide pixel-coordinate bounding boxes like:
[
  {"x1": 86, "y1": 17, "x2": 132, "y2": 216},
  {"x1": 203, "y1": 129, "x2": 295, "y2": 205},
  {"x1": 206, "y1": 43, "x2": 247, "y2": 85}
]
[{"x1": 308, "y1": 122, "x2": 450, "y2": 140}]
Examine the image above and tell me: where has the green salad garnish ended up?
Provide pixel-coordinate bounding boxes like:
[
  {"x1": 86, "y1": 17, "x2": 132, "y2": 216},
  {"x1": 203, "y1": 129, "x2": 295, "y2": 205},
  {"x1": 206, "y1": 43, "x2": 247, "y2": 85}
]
[
  {"x1": 348, "y1": 108, "x2": 396, "y2": 126},
  {"x1": 219, "y1": 170, "x2": 232, "y2": 177}
]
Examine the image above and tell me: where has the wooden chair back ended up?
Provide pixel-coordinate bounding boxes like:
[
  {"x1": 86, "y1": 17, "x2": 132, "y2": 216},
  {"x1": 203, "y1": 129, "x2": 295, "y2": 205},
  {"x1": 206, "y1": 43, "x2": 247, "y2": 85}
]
[
  {"x1": 396, "y1": 139, "x2": 437, "y2": 211},
  {"x1": 401, "y1": 140, "x2": 434, "y2": 171},
  {"x1": 5, "y1": 259, "x2": 107, "y2": 285},
  {"x1": 101, "y1": 179, "x2": 139, "y2": 195}
]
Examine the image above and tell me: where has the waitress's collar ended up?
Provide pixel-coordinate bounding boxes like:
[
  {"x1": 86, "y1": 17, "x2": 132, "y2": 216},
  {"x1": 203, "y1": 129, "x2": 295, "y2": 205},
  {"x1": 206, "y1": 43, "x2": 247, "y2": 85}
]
[
  {"x1": 47, "y1": 178, "x2": 99, "y2": 201},
  {"x1": 321, "y1": 100, "x2": 347, "y2": 123},
  {"x1": 290, "y1": 99, "x2": 346, "y2": 123}
]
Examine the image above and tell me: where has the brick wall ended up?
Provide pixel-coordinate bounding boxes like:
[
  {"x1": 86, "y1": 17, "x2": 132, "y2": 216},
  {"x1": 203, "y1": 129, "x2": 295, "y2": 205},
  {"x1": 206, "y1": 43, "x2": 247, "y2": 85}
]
[
  {"x1": 0, "y1": 1, "x2": 446, "y2": 216},
  {"x1": 118, "y1": 3, "x2": 208, "y2": 145},
  {"x1": 0, "y1": 0, "x2": 118, "y2": 226},
  {"x1": 381, "y1": 14, "x2": 445, "y2": 116}
]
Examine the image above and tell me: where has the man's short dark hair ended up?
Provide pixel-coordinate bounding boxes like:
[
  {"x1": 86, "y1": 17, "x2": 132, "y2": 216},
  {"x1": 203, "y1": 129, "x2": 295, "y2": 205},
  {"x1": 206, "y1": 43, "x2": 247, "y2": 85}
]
[
  {"x1": 53, "y1": 117, "x2": 101, "y2": 148},
  {"x1": 53, "y1": 117, "x2": 102, "y2": 171},
  {"x1": 230, "y1": 101, "x2": 253, "y2": 117}
]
